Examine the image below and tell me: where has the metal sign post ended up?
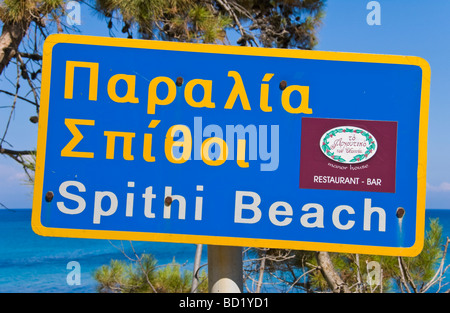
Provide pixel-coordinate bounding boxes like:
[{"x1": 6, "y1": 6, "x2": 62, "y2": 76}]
[{"x1": 208, "y1": 245, "x2": 243, "y2": 293}]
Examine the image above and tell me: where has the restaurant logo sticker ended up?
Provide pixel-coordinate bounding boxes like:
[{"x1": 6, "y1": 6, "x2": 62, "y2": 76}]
[
  {"x1": 299, "y1": 117, "x2": 398, "y2": 193},
  {"x1": 320, "y1": 126, "x2": 377, "y2": 164}
]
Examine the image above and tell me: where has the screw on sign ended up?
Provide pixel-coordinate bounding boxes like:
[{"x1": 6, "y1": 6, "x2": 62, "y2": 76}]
[
  {"x1": 396, "y1": 207, "x2": 405, "y2": 219},
  {"x1": 45, "y1": 191, "x2": 54, "y2": 202}
]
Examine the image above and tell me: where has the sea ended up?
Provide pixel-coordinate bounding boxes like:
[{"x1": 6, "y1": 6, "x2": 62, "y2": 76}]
[{"x1": 0, "y1": 208, "x2": 449, "y2": 293}]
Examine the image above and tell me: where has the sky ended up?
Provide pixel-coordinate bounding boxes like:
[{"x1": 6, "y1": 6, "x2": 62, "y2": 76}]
[{"x1": 0, "y1": 0, "x2": 449, "y2": 209}]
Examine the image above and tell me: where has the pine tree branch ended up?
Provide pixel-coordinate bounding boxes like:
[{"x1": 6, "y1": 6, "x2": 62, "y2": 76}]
[
  {"x1": 18, "y1": 52, "x2": 42, "y2": 61},
  {"x1": 215, "y1": 0, "x2": 258, "y2": 47},
  {"x1": 0, "y1": 89, "x2": 39, "y2": 107},
  {"x1": 0, "y1": 147, "x2": 36, "y2": 156},
  {"x1": 422, "y1": 237, "x2": 450, "y2": 293},
  {"x1": 397, "y1": 257, "x2": 412, "y2": 293}
]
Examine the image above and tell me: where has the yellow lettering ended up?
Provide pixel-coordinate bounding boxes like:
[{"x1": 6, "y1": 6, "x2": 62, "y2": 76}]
[
  {"x1": 224, "y1": 71, "x2": 251, "y2": 111},
  {"x1": 64, "y1": 61, "x2": 99, "y2": 101},
  {"x1": 61, "y1": 119, "x2": 95, "y2": 158},
  {"x1": 104, "y1": 131, "x2": 135, "y2": 160},
  {"x1": 201, "y1": 137, "x2": 228, "y2": 166},
  {"x1": 143, "y1": 120, "x2": 160, "y2": 162},
  {"x1": 164, "y1": 125, "x2": 192, "y2": 164},
  {"x1": 148, "y1": 77, "x2": 176, "y2": 114},
  {"x1": 107, "y1": 74, "x2": 139, "y2": 103},
  {"x1": 281, "y1": 85, "x2": 312, "y2": 114},
  {"x1": 236, "y1": 139, "x2": 249, "y2": 168},
  {"x1": 184, "y1": 79, "x2": 215, "y2": 108},
  {"x1": 260, "y1": 73, "x2": 274, "y2": 112}
]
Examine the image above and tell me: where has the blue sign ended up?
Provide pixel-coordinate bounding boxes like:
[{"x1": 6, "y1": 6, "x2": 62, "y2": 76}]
[{"x1": 32, "y1": 34, "x2": 430, "y2": 256}]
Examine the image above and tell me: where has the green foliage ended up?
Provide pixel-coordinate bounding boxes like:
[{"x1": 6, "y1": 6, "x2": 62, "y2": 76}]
[
  {"x1": 240, "y1": 0, "x2": 326, "y2": 49},
  {"x1": 96, "y1": 0, "x2": 231, "y2": 43},
  {"x1": 402, "y1": 218, "x2": 443, "y2": 285},
  {"x1": 95, "y1": 0, "x2": 326, "y2": 48},
  {"x1": 94, "y1": 254, "x2": 207, "y2": 293},
  {"x1": 188, "y1": 5, "x2": 232, "y2": 43},
  {"x1": 94, "y1": 259, "x2": 130, "y2": 292},
  {"x1": 0, "y1": 0, "x2": 63, "y2": 23},
  {"x1": 153, "y1": 259, "x2": 193, "y2": 292}
]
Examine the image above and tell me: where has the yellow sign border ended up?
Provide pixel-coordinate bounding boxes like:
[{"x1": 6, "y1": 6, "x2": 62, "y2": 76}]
[{"x1": 32, "y1": 34, "x2": 430, "y2": 257}]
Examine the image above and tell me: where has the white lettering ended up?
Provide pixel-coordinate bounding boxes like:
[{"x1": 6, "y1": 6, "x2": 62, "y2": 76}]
[
  {"x1": 332, "y1": 205, "x2": 355, "y2": 230},
  {"x1": 93, "y1": 191, "x2": 118, "y2": 224},
  {"x1": 142, "y1": 186, "x2": 156, "y2": 218},
  {"x1": 268, "y1": 201, "x2": 293, "y2": 226},
  {"x1": 57, "y1": 181, "x2": 86, "y2": 215},
  {"x1": 300, "y1": 203, "x2": 324, "y2": 228},
  {"x1": 164, "y1": 186, "x2": 186, "y2": 220},
  {"x1": 234, "y1": 191, "x2": 262, "y2": 224},
  {"x1": 363, "y1": 198, "x2": 386, "y2": 231}
]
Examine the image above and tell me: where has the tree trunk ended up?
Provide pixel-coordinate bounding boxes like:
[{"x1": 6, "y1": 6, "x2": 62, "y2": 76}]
[
  {"x1": 316, "y1": 251, "x2": 351, "y2": 293},
  {"x1": 0, "y1": 20, "x2": 30, "y2": 75},
  {"x1": 255, "y1": 248, "x2": 267, "y2": 293}
]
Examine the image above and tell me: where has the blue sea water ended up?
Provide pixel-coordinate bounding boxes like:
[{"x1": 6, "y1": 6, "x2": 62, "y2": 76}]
[
  {"x1": 0, "y1": 209, "x2": 208, "y2": 293},
  {"x1": 0, "y1": 208, "x2": 449, "y2": 293}
]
